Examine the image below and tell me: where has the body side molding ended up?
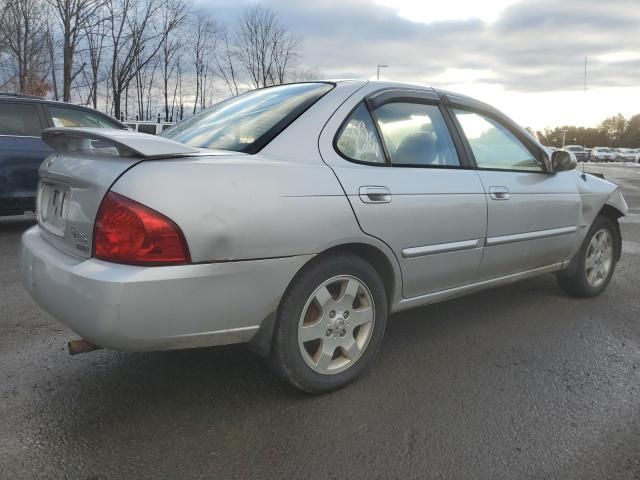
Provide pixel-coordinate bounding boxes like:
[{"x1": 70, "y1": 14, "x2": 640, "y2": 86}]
[
  {"x1": 402, "y1": 239, "x2": 482, "y2": 258},
  {"x1": 485, "y1": 226, "x2": 577, "y2": 247}
]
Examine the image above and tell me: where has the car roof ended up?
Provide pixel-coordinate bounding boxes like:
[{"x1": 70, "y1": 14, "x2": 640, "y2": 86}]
[
  {"x1": 0, "y1": 94, "x2": 96, "y2": 108},
  {"x1": 0, "y1": 94, "x2": 127, "y2": 127},
  {"x1": 337, "y1": 79, "x2": 492, "y2": 105}
]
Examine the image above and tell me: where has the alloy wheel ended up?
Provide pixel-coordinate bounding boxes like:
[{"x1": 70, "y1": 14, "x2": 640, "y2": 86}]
[
  {"x1": 585, "y1": 228, "x2": 614, "y2": 288},
  {"x1": 297, "y1": 275, "x2": 375, "y2": 375}
]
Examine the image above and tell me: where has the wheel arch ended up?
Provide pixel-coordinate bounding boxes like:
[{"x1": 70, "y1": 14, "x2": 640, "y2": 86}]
[
  {"x1": 314, "y1": 243, "x2": 397, "y2": 304},
  {"x1": 598, "y1": 204, "x2": 624, "y2": 261},
  {"x1": 249, "y1": 241, "x2": 400, "y2": 357}
]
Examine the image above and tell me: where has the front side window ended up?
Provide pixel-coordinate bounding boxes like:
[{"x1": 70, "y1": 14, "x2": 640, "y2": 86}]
[
  {"x1": 0, "y1": 103, "x2": 42, "y2": 136},
  {"x1": 49, "y1": 106, "x2": 120, "y2": 129},
  {"x1": 335, "y1": 103, "x2": 385, "y2": 163},
  {"x1": 375, "y1": 102, "x2": 460, "y2": 167},
  {"x1": 162, "y1": 82, "x2": 334, "y2": 154},
  {"x1": 454, "y1": 109, "x2": 542, "y2": 171}
]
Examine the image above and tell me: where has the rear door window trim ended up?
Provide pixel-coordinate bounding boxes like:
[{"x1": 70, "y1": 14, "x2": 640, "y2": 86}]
[{"x1": 333, "y1": 90, "x2": 473, "y2": 169}]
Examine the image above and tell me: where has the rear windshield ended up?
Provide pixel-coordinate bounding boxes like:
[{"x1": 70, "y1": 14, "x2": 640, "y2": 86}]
[{"x1": 161, "y1": 82, "x2": 334, "y2": 154}]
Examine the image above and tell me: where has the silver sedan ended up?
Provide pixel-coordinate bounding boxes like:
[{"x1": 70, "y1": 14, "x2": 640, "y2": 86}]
[{"x1": 20, "y1": 80, "x2": 628, "y2": 393}]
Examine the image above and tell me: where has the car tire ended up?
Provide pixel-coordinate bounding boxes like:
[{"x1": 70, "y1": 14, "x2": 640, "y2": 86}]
[
  {"x1": 270, "y1": 253, "x2": 388, "y2": 394},
  {"x1": 556, "y1": 215, "x2": 620, "y2": 298}
]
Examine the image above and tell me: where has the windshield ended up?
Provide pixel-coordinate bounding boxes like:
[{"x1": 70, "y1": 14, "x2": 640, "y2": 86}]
[{"x1": 161, "y1": 83, "x2": 334, "y2": 154}]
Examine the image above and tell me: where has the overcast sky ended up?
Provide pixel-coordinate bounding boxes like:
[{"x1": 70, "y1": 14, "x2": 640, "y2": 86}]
[{"x1": 197, "y1": 0, "x2": 640, "y2": 129}]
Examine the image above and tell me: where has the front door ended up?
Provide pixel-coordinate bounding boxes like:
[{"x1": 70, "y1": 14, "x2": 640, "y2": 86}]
[
  {"x1": 451, "y1": 107, "x2": 581, "y2": 280},
  {"x1": 320, "y1": 92, "x2": 488, "y2": 299}
]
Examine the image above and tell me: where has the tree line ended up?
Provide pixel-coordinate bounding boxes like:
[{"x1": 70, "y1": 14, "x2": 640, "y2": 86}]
[
  {"x1": 537, "y1": 113, "x2": 640, "y2": 149},
  {"x1": 0, "y1": 0, "x2": 319, "y2": 121}
]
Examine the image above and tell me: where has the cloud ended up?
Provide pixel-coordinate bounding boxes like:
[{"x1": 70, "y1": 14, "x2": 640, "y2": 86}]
[
  {"x1": 194, "y1": 0, "x2": 640, "y2": 127},
  {"x1": 196, "y1": 0, "x2": 640, "y2": 92}
]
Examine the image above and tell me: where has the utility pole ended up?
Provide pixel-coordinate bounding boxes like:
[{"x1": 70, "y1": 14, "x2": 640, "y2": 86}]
[
  {"x1": 377, "y1": 64, "x2": 389, "y2": 80},
  {"x1": 561, "y1": 129, "x2": 568, "y2": 148},
  {"x1": 584, "y1": 56, "x2": 588, "y2": 92}
]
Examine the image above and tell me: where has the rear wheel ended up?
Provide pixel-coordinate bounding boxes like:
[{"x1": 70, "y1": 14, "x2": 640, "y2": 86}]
[
  {"x1": 270, "y1": 253, "x2": 387, "y2": 393},
  {"x1": 556, "y1": 215, "x2": 619, "y2": 297}
]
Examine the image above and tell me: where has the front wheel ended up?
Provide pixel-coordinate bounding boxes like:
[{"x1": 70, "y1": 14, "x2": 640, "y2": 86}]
[
  {"x1": 556, "y1": 215, "x2": 620, "y2": 297},
  {"x1": 270, "y1": 253, "x2": 388, "y2": 393}
]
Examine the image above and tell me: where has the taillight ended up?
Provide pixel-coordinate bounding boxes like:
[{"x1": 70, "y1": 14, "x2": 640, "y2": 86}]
[{"x1": 93, "y1": 192, "x2": 190, "y2": 265}]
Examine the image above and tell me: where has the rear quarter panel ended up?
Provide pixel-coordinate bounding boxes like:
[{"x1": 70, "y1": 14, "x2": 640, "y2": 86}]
[{"x1": 111, "y1": 155, "x2": 376, "y2": 263}]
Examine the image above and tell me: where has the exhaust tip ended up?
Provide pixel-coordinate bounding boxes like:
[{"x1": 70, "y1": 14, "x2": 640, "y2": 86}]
[{"x1": 68, "y1": 338, "x2": 102, "y2": 355}]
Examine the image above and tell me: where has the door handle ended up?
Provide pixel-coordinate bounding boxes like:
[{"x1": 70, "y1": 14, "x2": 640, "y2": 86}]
[
  {"x1": 359, "y1": 186, "x2": 392, "y2": 204},
  {"x1": 489, "y1": 186, "x2": 510, "y2": 200}
]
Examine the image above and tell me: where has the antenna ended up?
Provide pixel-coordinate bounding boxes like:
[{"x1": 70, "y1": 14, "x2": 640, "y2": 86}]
[{"x1": 584, "y1": 56, "x2": 588, "y2": 92}]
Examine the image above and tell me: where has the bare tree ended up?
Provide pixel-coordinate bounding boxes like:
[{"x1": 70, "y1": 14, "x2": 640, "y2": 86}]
[
  {"x1": 214, "y1": 23, "x2": 239, "y2": 96},
  {"x1": 0, "y1": 0, "x2": 8, "y2": 53},
  {"x1": 1, "y1": 0, "x2": 312, "y2": 118},
  {"x1": 134, "y1": 52, "x2": 156, "y2": 119},
  {"x1": 235, "y1": 4, "x2": 299, "y2": 89},
  {"x1": 82, "y1": 3, "x2": 109, "y2": 109},
  {"x1": 289, "y1": 66, "x2": 323, "y2": 82},
  {"x1": 170, "y1": 56, "x2": 183, "y2": 120},
  {"x1": 107, "y1": 0, "x2": 178, "y2": 119},
  {"x1": 46, "y1": 0, "x2": 107, "y2": 102},
  {"x1": 44, "y1": 21, "x2": 60, "y2": 99},
  {"x1": 0, "y1": 0, "x2": 51, "y2": 94},
  {"x1": 271, "y1": 28, "x2": 299, "y2": 84},
  {"x1": 190, "y1": 11, "x2": 217, "y2": 113},
  {"x1": 159, "y1": 0, "x2": 187, "y2": 120}
]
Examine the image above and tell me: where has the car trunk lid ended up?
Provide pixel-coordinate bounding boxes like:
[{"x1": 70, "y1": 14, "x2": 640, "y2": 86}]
[{"x1": 37, "y1": 128, "x2": 202, "y2": 259}]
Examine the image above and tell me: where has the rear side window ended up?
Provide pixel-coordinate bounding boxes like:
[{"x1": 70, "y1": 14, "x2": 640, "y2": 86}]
[
  {"x1": 49, "y1": 106, "x2": 119, "y2": 129},
  {"x1": 162, "y1": 82, "x2": 334, "y2": 154},
  {"x1": 336, "y1": 103, "x2": 385, "y2": 163},
  {"x1": 0, "y1": 103, "x2": 42, "y2": 136},
  {"x1": 375, "y1": 102, "x2": 460, "y2": 167}
]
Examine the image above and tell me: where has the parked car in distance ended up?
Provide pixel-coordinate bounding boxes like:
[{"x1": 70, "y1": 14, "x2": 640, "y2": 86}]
[
  {"x1": 126, "y1": 120, "x2": 174, "y2": 135},
  {"x1": 632, "y1": 149, "x2": 640, "y2": 162},
  {"x1": 591, "y1": 147, "x2": 616, "y2": 162},
  {"x1": 20, "y1": 80, "x2": 628, "y2": 393},
  {"x1": 564, "y1": 145, "x2": 588, "y2": 162},
  {"x1": 0, "y1": 93, "x2": 128, "y2": 216},
  {"x1": 615, "y1": 148, "x2": 637, "y2": 162}
]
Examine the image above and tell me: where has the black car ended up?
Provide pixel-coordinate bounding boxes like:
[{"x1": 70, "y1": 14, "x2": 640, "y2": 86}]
[{"x1": 0, "y1": 94, "x2": 127, "y2": 216}]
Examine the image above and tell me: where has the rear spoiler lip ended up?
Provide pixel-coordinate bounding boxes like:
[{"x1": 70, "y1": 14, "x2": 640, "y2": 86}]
[{"x1": 41, "y1": 127, "x2": 205, "y2": 159}]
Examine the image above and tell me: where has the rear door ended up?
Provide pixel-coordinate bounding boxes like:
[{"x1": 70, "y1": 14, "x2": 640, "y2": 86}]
[
  {"x1": 320, "y1": 88, "x2": 487, "y2": 299},
  {"x1": 447, "y1": 100, "x2": 580, "y2": 280},
  {"x1": 0, "y1": 101, "x2": 50, "y2": 214}
]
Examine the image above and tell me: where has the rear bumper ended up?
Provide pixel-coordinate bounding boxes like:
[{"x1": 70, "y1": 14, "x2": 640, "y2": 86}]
[{"x1": 20, "y1": 226, "x2": 312, "y2": 351}]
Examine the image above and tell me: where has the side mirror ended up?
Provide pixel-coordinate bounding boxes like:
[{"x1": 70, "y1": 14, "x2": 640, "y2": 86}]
[{"x1": 550, "y1": 150, "x2": 577, "y2": 172}]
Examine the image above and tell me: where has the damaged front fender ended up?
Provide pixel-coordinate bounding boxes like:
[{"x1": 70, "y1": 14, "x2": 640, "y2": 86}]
[{"x1": 605, "y1": 187, "x2": 629, "y2": 217}]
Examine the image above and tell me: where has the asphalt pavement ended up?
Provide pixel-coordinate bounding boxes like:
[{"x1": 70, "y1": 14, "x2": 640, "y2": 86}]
[{"x1": 1, "y1": 163, "x2": 639, "y2": 479}]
